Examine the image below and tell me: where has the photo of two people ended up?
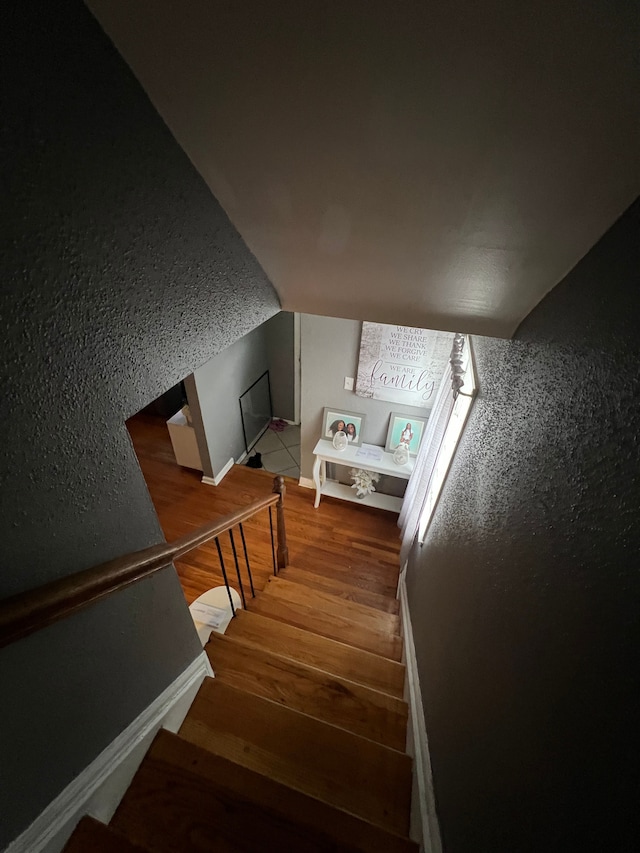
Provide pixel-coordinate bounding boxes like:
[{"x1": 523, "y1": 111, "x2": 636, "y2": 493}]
[{"x1": 322, "y1": 408, "x2": 365, "y2": 447}]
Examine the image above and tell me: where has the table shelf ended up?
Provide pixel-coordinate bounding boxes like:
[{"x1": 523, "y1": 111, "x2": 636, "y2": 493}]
[{"x1": 320, "y1": 481, "x2": 404, "y2": 513}]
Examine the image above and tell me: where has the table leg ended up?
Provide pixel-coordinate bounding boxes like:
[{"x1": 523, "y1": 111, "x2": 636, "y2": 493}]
[{"x1": 312, "y1": 455, "x2": 322, "y2": 508}]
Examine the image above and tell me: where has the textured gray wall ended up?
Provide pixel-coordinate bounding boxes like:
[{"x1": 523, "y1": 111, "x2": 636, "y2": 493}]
[
  {"x1": 0, "y1": 1, "x2": 279, "y2": 846},
  {"x1": 190, "y1": 323, "x2": 270, "y2": 476},
  {"x1": 300, "y1": 314, "x2": 435, "y2": 479},
  {"x1": 265, "y1": 311, "x2": 296, "y2": 422},
  {"x1": 406, "y1": 200, "x2": 639, "y2": 852}
]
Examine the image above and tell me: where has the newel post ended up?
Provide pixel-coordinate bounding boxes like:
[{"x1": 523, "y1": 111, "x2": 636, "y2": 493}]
[{"x1": 272, "y1": 475, "x2": 289, "y2": 569}]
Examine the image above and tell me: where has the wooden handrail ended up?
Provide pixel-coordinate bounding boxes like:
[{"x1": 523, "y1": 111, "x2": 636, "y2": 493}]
[{"x1": 0, "y1": 486, "x2": 282, "y2": 650}]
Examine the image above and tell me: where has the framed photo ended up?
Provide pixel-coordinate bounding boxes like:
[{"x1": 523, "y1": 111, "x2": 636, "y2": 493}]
[
  {"x1": 322, "y1": 407, "x2": 366, "y2": 447},
  {"x1": 385, "y1": 412, "x2": 428, "y2": 456}
]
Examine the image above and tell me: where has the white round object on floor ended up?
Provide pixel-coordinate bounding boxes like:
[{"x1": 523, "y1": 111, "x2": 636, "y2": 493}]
[{"x1": 189, "y1": 585, "x2": 242, "y2": 645}]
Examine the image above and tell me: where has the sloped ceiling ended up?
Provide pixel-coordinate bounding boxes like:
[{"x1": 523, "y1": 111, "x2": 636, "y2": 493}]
[{"x1": 86, "y1": 0, "x2": 639, "y2": 337}]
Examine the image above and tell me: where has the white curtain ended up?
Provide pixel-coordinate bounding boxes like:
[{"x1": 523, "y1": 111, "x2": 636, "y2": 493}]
[{"x1": 398, "y1": 363, "x2": 455, "y2": 564}]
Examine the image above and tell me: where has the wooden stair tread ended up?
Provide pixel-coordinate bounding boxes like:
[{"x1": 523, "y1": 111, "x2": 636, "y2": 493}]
[
  {"x1": 263, "y1": 576, "x2": 401, "y2": 636},
  {"x1": 206, "y1": 633, "x2": 407, "y2": 750},
  {"x1": 63, "y1": 817, "x2": 147, "y2": 853},
  {"x1": 250, "y1": 594, "x2": 404, "y2": 661},
  {"x1": 112, "y1": 730, "x2": 418, "y2": 853},
  {"x1": 281, "y1": 565, "x2": 400, "y2": 614},
  {"x1": 179, "y1": 678, "x2": 412, "y2": 836},
  {"x1": 283, "y1": 552, "x2": 398, "y2": 597},
  {"x1": 225, "y1": 609, "x2": 406, "y2": 698}
]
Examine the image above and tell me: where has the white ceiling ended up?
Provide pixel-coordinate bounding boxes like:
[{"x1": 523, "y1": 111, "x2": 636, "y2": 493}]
[{"x1": 87, "y1": 0, "x2": 639, "y2": 337}]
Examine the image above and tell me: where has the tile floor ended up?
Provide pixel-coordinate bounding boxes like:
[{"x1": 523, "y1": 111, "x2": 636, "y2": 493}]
[{"x1": 252, "y1": 423, "x2": 300, "y2": 480}]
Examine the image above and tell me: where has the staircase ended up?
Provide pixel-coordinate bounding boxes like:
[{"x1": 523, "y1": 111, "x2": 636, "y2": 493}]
[{"x1": 63, "y1": 560, "x2": 418, "y2": 851}]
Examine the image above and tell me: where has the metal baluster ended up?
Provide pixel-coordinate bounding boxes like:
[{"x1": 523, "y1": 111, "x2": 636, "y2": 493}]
[
  {"x1": 228, "y1": 528, "x2": 247, "y2": 609},
  {"x1": 214, "y1": 537, "x2": 236, "y2": 616},
  {"x1": 268, "y1": 506, "x2": 277, "y2": 576},
  {"x1": 238, "y1": 522, "x2": 255, "y2": 598}
]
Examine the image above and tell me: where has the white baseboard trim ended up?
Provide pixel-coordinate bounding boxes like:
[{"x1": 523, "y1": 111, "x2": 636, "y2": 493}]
[
  {"x1": 272, "y1": 417, "x2": 299, "y2": 425},
  {"x1": 298, "y1": 476, "x2": 314, "y2": 490},
  {"x1": 6, "y1": 651, "x2": 213, "y2": 853},
  {"x1": 398, "y1": 569, "x2": 443, "y2": 853},
  {"x1": 202, "y1": 456, "x2": 235, "y2": 487}
]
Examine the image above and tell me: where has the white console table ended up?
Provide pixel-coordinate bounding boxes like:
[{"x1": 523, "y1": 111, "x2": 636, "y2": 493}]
[{"x1": 312, "y1": 439, "x2": 415, "y2": 513}]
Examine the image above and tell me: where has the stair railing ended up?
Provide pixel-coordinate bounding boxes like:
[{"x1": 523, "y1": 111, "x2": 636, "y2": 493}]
[{"x1": 0, "y1": 475, "x2": 288, "y2": 649}]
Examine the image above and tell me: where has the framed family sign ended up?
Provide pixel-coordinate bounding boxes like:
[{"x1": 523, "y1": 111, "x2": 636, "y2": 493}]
[{"x1": 356, "y1": 323, "x2": 453, "y2": 409}]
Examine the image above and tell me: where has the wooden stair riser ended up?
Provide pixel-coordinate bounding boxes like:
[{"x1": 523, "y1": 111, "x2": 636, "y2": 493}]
[
  {"x1": 179, "y1": 678, "x2": 412, "y2": 837},
  {"x1": 112, "y1": 730, "x2": 418, "y2": 853},
  {"x1": 225, "y1": 609, "x2": 406, "y2": 698},
  {"x1": 207, "y1": 633, "x2": 408, "y2": 750}
]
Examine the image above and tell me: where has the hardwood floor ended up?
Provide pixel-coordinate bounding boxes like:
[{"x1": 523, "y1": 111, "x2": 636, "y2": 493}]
[{"x1": 127, "y1": 414, "x2": 403, "y2": 605}]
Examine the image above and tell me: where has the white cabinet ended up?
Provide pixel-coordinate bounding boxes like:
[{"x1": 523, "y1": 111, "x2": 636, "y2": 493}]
[{"x1": 167, "y1": 410, "x2": 202, "y2": 471}]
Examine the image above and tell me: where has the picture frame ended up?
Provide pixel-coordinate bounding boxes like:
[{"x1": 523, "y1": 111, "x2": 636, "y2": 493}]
[
  {"x1": 322, "y1": 407, "x2": 366, "y2": 447},
  {"x1": 385, "y1": 412, "x2": 428, "y2": 457}
]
